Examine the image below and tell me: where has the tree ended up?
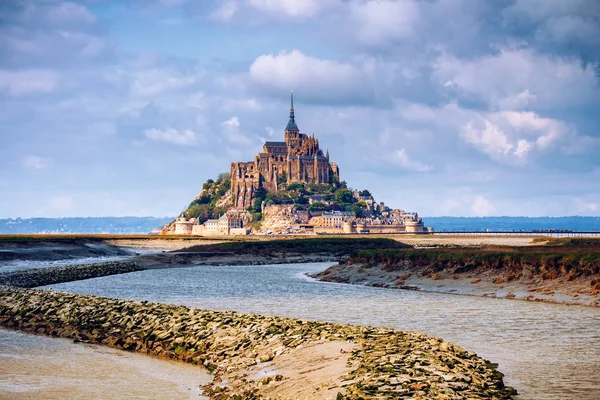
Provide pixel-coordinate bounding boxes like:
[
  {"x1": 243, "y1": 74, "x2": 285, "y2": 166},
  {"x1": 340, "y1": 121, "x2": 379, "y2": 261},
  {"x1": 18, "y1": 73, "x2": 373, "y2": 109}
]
[
  {"x1": 295, "y1": 195, "x2": 309, "y2": 205},
  {"x1": 308, "y1": 202, "x2": 328, "y2": 211},
  {"x1": 286, "y1": 182, "x2": 304, "y2": 191},
  {"x1": 216, "y1": 172, "x2": 230, "y2": 183},
  {"x1": 329, "y1": 202, "x2": 343, "y2": 211},
  {"x1": 334, "y1": 188, "x2": 353, "y2": 204},
  {"x1": 359, "y1": 190, "x2": 371, "y2": 197},
  {"x1": 277, "y1": 171, "x2": 288, "y2": 186},
  {"x1": 346, "y1": 204, "x2": 363, "y2": 217},
  {"x1": 357, "y1": 200, "x2": 368, "y2": 208}
]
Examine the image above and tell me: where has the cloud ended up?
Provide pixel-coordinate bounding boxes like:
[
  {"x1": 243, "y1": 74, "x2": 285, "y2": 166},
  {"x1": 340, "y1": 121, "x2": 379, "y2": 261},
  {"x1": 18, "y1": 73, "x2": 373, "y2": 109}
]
[
  {"x1": 351, "y1": 0, "x2": 419, "y2": 46},
  {"x1": 250, "y1": 50, "x2": 373, "y2": 104},
  {"x1": 0, "y1": 69, "x2": 59, "y2": 96},
  {"x1": 144, "y1": 128, "x2": 199, "y2": 146},
  {"x1": 393, "y1": 149, "x2": 433, "y2": 172},
  {"x1": 130, "y1": 67, "x2": 204, "y2": 97},
  {"x1": 210, "y1": 1, "x2": 238, "y2": 21},
  {"x1": 461, "y1": 120, "x2": 515, "y2": 159},
  {"x1": 247, "y1": 0, "x2": 332, "y2": 18},
  {"x1": 433, "y1": 48, "x2": 599, "y2": 110},
  {"x1": 222, "y1": 116, "x2": 240, "y2": 128},
  {"x1": 23, "y1": 156, "x2": 49, "y2": 170},
  {"x1": 41, "y1": 2, "x2": 97, "y2": 25},
  {"x1": 221, "y1": 116, "x2": 255, "y2": 146},
  {"x1": 460, "y1": 110, "x2": 572, "y2": 161}
]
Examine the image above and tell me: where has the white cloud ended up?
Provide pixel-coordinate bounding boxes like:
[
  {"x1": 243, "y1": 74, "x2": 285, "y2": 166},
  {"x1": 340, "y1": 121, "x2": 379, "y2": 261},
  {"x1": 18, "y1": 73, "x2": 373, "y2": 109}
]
[
  {"x1": 351, "y1": 0, "x2": 419, "y2": 46},
  {"x1": 393, "y1": 148, "x2": 433, "y2": 172},
  {"x1": 210, "y1": 1, "x2": 238, "y2": 21},
  {"x1": 0, "y1": 69, "x2": 59, "y2": 96},
  {"x1": 250, "y1": 50, "x2": 370, "y2": 103},
  {"x1": 58, "y1": 31, "x2": 106, "y2": 56},
  {"x1": 44, "y1": 2, "x2": 97, "y2": 24},
  {"x1": 131, "y1": 68, "x2": 203, "y2": 96},
  {"x1": 514, "y1": 139, "x2": 533, "y2": 159},
  {"x1": 462, "y1": 120, "x2": 514, "y2": 158},
  {"x1": 144, "y1": 128, "x2": 198, "y2": 146},
  {"x1": 221, "y1": 116, "x2": 255, "y2": 146},
  {"x1": 23, "y1": 156, "x2": 49, "y2": 170},
  {"x1": 247, "y1": 0, "x2": 331, "y2": 18},
  {"x1": 222, "y1": 116, "x2": 240, "y2": 128},
  {"x1": 433, "y1": 48, "x2": 598, "y2": 110},
  {"x1": 460, "y1": 111, "x2": 571, "y2": 161}
]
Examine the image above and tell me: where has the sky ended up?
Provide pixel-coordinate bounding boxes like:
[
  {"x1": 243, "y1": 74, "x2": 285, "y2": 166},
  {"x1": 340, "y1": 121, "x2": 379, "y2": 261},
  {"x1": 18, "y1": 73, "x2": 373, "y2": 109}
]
[{"x1": 0, "y1": 0, "x2": 599, "y2": 218}]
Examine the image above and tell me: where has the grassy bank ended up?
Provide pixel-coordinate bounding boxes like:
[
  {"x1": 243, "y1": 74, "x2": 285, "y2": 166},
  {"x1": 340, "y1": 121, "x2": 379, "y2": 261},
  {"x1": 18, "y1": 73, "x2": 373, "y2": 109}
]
[
  {"x1": 347, "y1": 245, "x2": 600, "y2": 280},
  {"x1": 179, "y1": 237, "x2": 410, "y2": 256}
]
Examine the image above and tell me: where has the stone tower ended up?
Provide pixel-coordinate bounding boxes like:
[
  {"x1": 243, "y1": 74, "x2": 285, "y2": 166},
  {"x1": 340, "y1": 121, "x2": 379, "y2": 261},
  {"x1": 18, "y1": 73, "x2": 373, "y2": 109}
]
[
  {"x1": 284, "y1": 90, "x2": 300, "y2": 146},
  {"x1": 230, "y1": 92, "x2": 340, "y2": 208}
]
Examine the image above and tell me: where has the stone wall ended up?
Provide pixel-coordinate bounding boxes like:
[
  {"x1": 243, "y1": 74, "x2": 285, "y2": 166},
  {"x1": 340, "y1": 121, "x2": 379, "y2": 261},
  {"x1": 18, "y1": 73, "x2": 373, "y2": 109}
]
[
  {"x1": 0, "y1": 286, "x2": 516, "y2": 399},
  {"x1": 0, "y1": 261, "x2": 142, "y2": 288}
]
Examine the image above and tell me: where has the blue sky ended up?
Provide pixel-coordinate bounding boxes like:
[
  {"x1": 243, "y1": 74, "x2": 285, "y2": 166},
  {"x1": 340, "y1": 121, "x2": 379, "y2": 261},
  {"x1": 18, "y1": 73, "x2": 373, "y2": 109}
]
[{"x1": 1, "y1": 0, "x2": 599, "y2": 218}]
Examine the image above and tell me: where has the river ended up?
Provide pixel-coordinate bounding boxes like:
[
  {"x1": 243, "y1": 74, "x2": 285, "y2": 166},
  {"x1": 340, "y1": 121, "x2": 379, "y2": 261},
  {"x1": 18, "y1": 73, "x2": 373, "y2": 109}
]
[{"x1": 3, "y1": 262, "x2": 600, "y2": 399}]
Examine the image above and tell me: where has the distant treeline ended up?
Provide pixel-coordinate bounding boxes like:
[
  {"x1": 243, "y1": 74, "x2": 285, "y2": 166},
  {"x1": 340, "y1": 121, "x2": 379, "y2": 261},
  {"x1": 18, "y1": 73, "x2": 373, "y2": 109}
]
[{"x1": 0, "y1": 217, "x2": 172, "y2": 234}]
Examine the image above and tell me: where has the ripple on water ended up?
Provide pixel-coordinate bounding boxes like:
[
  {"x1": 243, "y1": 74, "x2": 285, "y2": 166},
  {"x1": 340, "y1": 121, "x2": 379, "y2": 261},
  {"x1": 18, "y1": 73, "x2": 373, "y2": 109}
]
[
  {"x1": 0, "y1": 329, "x2": 211, "y2": 400},
  {"x1": 34, "y1": 262, "x2": 600, "y2": 400}
]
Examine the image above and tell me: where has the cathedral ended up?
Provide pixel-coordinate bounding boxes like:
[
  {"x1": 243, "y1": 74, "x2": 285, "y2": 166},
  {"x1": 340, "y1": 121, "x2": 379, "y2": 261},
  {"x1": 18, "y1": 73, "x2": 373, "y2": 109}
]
[{"x1": 230, "y1": 92, "x2": 340, "y2": 208}]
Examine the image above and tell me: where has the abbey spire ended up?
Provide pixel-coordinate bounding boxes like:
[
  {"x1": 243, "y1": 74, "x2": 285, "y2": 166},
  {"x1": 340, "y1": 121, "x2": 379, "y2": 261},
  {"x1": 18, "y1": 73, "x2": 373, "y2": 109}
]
[{"x1": 285, "y1": 89, "x2": 299, "y2": 132}]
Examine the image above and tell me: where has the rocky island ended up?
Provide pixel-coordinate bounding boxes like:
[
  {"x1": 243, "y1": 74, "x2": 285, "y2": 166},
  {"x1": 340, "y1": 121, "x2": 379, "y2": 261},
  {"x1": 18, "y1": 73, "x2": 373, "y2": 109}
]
[{"x1": 163, "y1": 93, "x2": 429, "y2": 237}]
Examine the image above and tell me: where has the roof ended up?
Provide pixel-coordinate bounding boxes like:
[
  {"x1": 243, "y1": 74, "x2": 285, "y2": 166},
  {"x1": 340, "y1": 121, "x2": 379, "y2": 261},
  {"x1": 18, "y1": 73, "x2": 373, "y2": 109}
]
[
  {"x1": 264, "y1": 141, "x2": 287, "y2": 147},
  {"x1": 286, "y1": 117, "x2": 299, "y2": 132},
  {"x1": 285, "y1": 91, "x2": 299, "y2": 132}
]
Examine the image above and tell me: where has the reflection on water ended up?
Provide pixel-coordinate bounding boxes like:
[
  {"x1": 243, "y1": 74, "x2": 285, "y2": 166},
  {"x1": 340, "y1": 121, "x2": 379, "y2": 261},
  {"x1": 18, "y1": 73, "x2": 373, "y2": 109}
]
[
  {"x1": 0, "y1": 256, "x2": 133, "y2": 273},
  {"x1": 35, "y1": 262, "x2": 600, "y2": 399},
  {"x1": 0, "y1": 329, "x2": 210, "y2": 399}
]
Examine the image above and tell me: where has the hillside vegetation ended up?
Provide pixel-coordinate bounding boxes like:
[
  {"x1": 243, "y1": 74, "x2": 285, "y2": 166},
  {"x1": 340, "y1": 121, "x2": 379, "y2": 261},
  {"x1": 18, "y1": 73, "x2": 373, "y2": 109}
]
[{"x1": 347, "y1": 244, "x2": 600, "y2": 281}]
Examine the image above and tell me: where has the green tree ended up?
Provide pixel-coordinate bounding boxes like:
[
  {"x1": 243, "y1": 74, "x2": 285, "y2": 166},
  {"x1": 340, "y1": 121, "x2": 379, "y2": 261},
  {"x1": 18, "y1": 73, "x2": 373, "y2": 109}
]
[
  {"x1": 329, "y1": 202, "x2": 343, "y2": 211},
  {"x1": 359, "y1": 190, "x2": 371, "y2": 197},
  {"x1": 286, "y1": 182, "x2": 304, "y2": 191},
  {"x1": 277, "y1": 172, "x2": 288, "y2": 186},
  {"x1": 216, "y1": 172, "x2": 230, "y2": 183},
  {"x1": 334, "y1": 188, "x2": 353, "y2": 204},
  {"x1": 308, "y1": 202, "x2": 328, "y2": 211},
  {"x1": 346, "y1": 204, "x2": 363, "y2": 217},
  {"x1": 295, "y1": 195, "x2": 309, "y2": 205}
]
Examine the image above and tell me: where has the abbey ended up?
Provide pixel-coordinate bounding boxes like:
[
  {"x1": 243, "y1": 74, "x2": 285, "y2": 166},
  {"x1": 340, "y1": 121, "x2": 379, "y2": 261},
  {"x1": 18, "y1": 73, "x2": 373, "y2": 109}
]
[{"x1": 230, "y1": 93, "x2": 340, "y2": 208}]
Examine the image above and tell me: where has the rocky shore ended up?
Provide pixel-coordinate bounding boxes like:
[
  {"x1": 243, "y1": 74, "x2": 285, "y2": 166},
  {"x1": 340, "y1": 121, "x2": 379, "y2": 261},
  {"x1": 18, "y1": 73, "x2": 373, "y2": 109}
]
[
  {"x1": 1, "y1": 286, "x2": 516, "y2": 399},
  {"x1": 312, "y1": 246, "x2": 600, "y2": 307},
  {"x1": 0, "y1": 260, "x2": 143, "y2": 288}
]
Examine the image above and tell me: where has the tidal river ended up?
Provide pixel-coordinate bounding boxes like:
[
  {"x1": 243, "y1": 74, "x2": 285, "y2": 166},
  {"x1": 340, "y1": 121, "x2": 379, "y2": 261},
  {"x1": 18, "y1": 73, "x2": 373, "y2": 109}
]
[{"x1": 6, "y1": 262, "x2": 600, "y2": 399}]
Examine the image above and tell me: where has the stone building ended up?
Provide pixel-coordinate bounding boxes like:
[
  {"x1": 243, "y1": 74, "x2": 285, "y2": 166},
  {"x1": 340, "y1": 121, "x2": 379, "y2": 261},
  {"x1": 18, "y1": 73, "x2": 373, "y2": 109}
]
[
  {"x1": 192, "y1": 210, "x2": 250, "y2": 236},
  {"x1": 230, "y1": 92, "x2": 340, "y2": 208}
]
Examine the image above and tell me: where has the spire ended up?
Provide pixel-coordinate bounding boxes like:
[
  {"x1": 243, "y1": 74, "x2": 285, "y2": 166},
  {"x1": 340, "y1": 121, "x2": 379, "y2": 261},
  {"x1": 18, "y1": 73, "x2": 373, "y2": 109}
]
[
  {"x1": 285, "y1": 89, "x2": 299, "y2": 132},
  {"x1": 326, "y1": 149, "x2": 329, "y2": 159}
]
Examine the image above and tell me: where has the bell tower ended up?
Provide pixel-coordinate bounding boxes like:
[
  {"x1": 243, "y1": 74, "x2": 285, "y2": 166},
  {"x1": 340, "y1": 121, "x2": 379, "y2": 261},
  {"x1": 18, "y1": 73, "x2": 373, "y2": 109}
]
[{"x1": 284, "y1": 90, "x2": 300, "y2": 146}]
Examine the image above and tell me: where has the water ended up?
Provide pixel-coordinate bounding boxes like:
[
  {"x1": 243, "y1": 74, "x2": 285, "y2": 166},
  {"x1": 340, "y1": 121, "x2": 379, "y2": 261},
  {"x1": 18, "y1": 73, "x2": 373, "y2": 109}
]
[
  {"x1": 424, "y1": 216, "x2": 600, "y2": 232},
  {"x1": 41, "y1": 262, "x2": 600, "y2": 400},
  {"x1": 0, "y1": 255, "x2": 134, "y2": 273},
  {"x1": 0, "y1": 330, "x2": 210, "y2": 399}
]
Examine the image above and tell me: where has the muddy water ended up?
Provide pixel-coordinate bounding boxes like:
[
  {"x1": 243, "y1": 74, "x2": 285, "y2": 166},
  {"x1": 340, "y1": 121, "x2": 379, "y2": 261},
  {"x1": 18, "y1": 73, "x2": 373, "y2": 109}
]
[
  {"x1": 42, "y1": 262, "x2": 600, "y2": 400},
  {"x1": 0, "y1": 330, "x2": 210, "y2": 400}
]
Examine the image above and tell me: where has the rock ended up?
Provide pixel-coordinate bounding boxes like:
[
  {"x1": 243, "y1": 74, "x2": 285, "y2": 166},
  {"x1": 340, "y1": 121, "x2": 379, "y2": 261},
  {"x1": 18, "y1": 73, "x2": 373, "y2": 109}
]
[{"x1": 0, "y1": 285, "x2": 516, "y2": 400}]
